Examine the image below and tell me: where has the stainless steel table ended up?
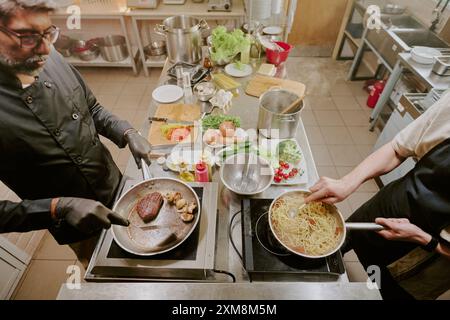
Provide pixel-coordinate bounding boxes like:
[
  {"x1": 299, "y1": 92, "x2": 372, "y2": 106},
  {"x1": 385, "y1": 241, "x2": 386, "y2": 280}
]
[
  {"x1": 58, "y1": 59, "x2": 382, "y2": 300},
  {"x1": 369, "y1": 52, "x2": 450, "y2": 130}
]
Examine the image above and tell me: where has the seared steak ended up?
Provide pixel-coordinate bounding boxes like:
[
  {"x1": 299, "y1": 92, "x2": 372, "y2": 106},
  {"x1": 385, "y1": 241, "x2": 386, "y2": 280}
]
[{"x1": 136, "y1": 192, "x2": 164, "y2": 222}]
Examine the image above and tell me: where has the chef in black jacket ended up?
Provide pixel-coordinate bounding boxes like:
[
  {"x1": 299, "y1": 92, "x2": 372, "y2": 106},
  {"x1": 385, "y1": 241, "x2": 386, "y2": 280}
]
[
  {"x1": 306, "y1": 91, "x2": 450, "y2": 300},
  {"x1": 0, "y1": 1, "x2": 151, "y2": 251}
]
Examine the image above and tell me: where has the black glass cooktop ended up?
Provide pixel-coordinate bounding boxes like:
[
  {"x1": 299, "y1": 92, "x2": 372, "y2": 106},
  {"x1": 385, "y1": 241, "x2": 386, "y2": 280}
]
[
  {"x1": 107, "y1": 187, "x2": 203, "y2": 261},
  {"x1": 242, "y1": 198, "x2": 345, "y2": 281}
]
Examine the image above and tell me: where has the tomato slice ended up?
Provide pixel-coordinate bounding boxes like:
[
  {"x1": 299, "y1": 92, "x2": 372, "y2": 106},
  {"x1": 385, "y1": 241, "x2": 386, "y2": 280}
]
[{"x1": 170, "y1": 128, "x2": 191, "y2": 142}]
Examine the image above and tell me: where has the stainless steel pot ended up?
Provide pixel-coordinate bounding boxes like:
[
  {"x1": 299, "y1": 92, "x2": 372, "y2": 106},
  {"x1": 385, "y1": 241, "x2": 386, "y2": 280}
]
[
  {"x1": 257, "y1": 89, "x2": 305, "y2": 139},
  {"x1": 155, "y1": 15, "x2": 209, "y2": 64},
  {"x1": 97, "y1": 35, "x2": 129, "y2": 62}
]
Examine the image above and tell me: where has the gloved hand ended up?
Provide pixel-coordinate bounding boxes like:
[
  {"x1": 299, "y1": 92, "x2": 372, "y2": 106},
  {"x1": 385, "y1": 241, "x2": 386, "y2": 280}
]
[
  {"x1": 55, "y1": 198, "x2": 129, "y2": 234},
  {"x1": 124, "y1": 129, "x2": 152, "y2": 169}
]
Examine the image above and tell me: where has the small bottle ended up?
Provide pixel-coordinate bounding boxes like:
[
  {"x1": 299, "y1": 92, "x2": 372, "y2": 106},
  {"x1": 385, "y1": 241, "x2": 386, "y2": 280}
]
[
  {"x1": 195, "y1": 162, "x2": 210, "y2": 182},
  {"x1": 175, "y1": 65, "x2": 184, "y2": 88},
  {"x1": 182, "y1": 71, "x2": 194, "y2": 104}
]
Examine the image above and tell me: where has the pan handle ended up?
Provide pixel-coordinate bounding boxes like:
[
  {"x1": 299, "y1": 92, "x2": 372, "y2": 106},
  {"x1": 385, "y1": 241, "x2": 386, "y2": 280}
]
[
  {"x1": 345, "y1": 222, "x2": 385, "y2": 231},
  {"x1": 141, "y1": 159, "x2": 152, "y2": 180}
]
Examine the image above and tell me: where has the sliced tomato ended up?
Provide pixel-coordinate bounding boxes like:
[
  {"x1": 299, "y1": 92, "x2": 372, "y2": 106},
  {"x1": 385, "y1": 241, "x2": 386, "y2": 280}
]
[{"x1": 170, "y1": 128, "x2": 191, "y2": 142}]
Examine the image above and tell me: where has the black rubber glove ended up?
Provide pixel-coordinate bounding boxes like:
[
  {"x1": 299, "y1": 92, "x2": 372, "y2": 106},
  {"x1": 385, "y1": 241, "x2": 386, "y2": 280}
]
[
  {"x1": 124, "y1": 129, "x2": 152, "y2": 169},
  {"x1": 55, "y1": 198, "x2": 129, "y2": 234}
]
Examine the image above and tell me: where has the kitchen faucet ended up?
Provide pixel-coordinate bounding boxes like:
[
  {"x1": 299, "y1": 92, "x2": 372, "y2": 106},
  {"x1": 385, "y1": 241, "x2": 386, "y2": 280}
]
[{"x1": 431, "y1": 0, "x2": 450, "y2": 32}]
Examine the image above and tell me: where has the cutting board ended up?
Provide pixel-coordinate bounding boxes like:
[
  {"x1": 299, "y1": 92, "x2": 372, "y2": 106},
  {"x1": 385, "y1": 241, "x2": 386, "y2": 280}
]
[
  {"x1": 148, "y1": 104, "x2": 201, "y2": 147},
  {"x1": 246, "y1": 75, "x2": 307, "y2": 99}
]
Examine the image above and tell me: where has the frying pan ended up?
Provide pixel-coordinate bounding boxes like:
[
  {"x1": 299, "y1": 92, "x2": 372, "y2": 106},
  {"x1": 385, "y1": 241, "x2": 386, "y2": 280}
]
[
  {"x1": 111, "y1": 159, "x2": 201, "y2": 256},
  {"x1": 268, "y1": 190, "x2": 384, "y2": 259}
]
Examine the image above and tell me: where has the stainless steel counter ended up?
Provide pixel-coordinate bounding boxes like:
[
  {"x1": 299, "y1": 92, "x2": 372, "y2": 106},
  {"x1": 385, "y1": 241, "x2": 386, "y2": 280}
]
[
  {"x1": 58, "y1": 282, "x2": 381, "y2": 300},
  {"x1": 398, "y1": 53, "x2": 450, "y2": 90},
  {"x1": 58, "y1": 60, "x2": 381, "y2": 300}
]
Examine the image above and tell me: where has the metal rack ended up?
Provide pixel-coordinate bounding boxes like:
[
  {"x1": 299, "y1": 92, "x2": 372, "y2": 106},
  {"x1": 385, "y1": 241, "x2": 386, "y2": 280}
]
[
  {"x1": 51, "y1": 4, "x2": 139, "y2": 75},
  {"x1": 127, "y1": 0, "x2": 246, "y2": 77}
]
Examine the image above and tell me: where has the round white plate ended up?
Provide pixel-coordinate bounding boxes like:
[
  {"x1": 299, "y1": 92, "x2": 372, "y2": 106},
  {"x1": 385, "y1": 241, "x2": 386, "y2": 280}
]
[
  {"x1": 224, "y1": 63, "x2": 253, "y2": 78},
  {"x1": 152, "y1": 85, "x2": 184, "y2": 104},
  {"x1": 411, "y1": 46, "x2": 440, "y2": 65},
  {"x1": 263, "y1": 26, "x2": 283, "y2": 35}
]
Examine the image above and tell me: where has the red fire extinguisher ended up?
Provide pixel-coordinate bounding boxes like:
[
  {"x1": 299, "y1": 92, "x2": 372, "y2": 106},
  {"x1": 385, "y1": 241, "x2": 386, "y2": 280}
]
[{"x1": 367, "y1": 80, "x2": 385, "y2": 108}]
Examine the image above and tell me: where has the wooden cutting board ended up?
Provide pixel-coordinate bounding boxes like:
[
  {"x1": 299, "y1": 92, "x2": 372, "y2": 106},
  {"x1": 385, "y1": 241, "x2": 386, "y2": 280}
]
[
  {"x1": 148, "y1": 104, "x2": 201, "y2": 147},
  {"x1": 246, "y1": 75, "x2": 307, "y2": 99}
]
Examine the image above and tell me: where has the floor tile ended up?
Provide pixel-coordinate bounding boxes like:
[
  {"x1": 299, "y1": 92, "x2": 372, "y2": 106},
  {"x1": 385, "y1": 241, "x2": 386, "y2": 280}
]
[
  {"x1": 347, "y1": 126, "x2": 378, "y2": 145},
  {"x1": 96, "y1": 95, "x2": 119, "y2": 110},
  {"x1": 13, "y1": 259, "x2": 77, "y2": 300},
  {"x1": 343, "y1": 249, "x2": 360, "y2": 263},
  {"x1": 332, "y1": 96, "x2": 361, "y2": 110},
  {"x1": 329, "y1": 83, "x2": 353, "y2": 96},
  {"x1": 319, "y1": 126, "x2": 354, "y2": 145},
  {"x1": 339, "y1": 110, "x2": 370, "y2": 126},
  {"x1": 336, "y1": 199, "x2": 353, "y2": 220},
  {"x1": 313, "y1": 110, "x2": 345, "y2": 126},
  {"x1": 347, "y1": 192, "x2": 376, "y2": 212},
  {"x1": 97, "y1": 81, "x2": 126, "y2": 96},
  {"x1": 346, "y1": 81, "x2": 367, "y2": 97},
  {"x1": 121, "y1": 83, "x2": 150, "y2": 96},
  {"x1": 327, "y1": 145, "x2": 363, "y2": 166},
  {"x1": 301, "y1": 110, "x2": 318, "y2": 126},
  {"x1": 317, "y1": 166, "x2": 339, "y2": 179},
  {"x1": 345, "y1": 261, "x2": 369, "y2": 282},
  {"x1": 114, "y1": 94, "x2": 143, "y2": 110},
  {"x1": 310, "y1": 145, "x2": 334, "y2": 166},
  {"x1": 307, "y1": 96, "x2": 337, "y2": 110},
  {"x1": 305, "y1": 126, "x2": 325, "y2": 145},
  {"x1": 34, "y1": 232, "x2": 76, "y2": 261},
  {"x1": 355, "y1": 95, "x2": 369, "y2": 109},
  {"x1": 355, "y1": 144, "x2": 374, "y2": 159}
]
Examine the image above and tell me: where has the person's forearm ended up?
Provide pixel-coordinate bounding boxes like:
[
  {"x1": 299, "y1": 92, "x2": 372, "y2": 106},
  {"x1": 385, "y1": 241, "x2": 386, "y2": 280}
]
[
  {"x1": 342, "y1": 142, "x2": 405, "y2": 192},
  {"x1": 0, "y1": 199, "x2": 54, "y2": 233}
]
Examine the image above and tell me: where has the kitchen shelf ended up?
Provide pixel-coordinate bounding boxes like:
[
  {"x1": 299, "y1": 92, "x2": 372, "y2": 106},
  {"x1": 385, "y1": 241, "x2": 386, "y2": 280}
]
[
  {"x1": 145, "y1": 55, "x2": 167, "y2": 68},
  {"x1": 65, "y1": 47, "x2": 139, "y2": 68}
]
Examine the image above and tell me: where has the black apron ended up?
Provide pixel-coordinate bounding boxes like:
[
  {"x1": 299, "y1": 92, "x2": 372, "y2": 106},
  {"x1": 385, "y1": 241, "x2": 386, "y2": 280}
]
[{"x1": 346, "y1": 138, "x2": 450, "y2": 299}]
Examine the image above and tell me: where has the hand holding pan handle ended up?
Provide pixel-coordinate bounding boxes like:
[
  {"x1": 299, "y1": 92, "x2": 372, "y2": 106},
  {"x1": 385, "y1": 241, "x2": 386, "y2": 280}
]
[
  {"x1": 141, "y1": 158, "x2": 153, "y2": 181},
  {"x1": 346, "y1": 222, "x2": 385, "y2": 231}
]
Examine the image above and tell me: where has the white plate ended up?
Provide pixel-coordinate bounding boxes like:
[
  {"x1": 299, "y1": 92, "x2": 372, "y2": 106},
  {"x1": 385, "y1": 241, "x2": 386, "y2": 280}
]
[
  {"x1": 224, "y1": 63, "x2": 253, "y2": 78},
  {"x1": 152, "y1": 85, "x2": 184, "y2": 104},
  {"x1": 258, "y1": 138, "x2": 308, "y2": 186},
  {"x1": 263, "y1": 26, "x2": 283, "y2": 35},
  {"x1": 166, "y1": 145, "x2": 215, "y2": 172},
  {"x1": 411, "y1": 46, "x2": 440, "y2": 65}
]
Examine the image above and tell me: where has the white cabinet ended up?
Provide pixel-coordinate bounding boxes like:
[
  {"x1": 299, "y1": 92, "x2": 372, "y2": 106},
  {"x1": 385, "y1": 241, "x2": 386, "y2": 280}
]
[
  {"x1": 0, "y1": 238, "x2": 27, "y2": 299},
  {"x1": 373, "y1": 104, "x2": 416, "y2": 186}
]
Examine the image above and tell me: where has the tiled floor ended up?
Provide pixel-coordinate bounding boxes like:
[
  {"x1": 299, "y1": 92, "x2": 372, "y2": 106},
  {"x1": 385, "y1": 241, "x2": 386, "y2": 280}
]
[{"x1": 5, "y1": 58, "x2": 448, "y2": 299}]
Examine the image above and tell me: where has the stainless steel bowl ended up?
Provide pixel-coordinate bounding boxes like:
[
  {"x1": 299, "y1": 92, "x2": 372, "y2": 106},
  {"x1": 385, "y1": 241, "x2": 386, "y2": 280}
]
[
  {"x1": 144, "y1": 41, "x2": 167, "y2": 58},
  {"x1": 97, "y1": 35, "x2": 129, "y2": 62},
  {"x1": 77, "y1": 46, "x2": 100, "y2": 61},
  {"x1": 220, "y1": 153, "x2": 274, "y2": 196},
  {"x1": 54, "y1": 35, "x2": 73, "y2": 57},
  {"x1": 193, "y1": 81, "x2": 216, "y2": 102}
]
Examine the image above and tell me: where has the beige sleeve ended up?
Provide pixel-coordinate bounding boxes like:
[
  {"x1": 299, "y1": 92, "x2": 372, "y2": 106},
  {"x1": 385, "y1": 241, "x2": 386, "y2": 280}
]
[
  {"x1": 391, "y1": 112, "x2": 431, "y2": 158},
  {"x1": 391, "y1": 92, "x2": 450, "y2": 158},
  {"x1": 440, "y1": 226, "x2": 450, "y2": 243}
]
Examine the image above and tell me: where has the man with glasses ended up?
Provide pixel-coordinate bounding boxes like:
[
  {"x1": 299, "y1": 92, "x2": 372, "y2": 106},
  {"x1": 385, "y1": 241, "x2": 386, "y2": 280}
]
[{"x1": 0, "y1": 0, "x2": 152, "y2": 262}]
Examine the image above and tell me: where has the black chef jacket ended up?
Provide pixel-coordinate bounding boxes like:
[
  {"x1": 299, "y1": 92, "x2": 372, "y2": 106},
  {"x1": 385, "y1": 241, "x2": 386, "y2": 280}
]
[{"x1": 0, "y1": 50, "x2": 133, "y2": 239}]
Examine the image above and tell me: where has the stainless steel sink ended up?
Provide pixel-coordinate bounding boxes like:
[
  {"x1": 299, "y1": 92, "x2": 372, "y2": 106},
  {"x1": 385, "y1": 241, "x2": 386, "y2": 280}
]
[
  {"x1": 366, "y1": 13, "x2": 450, "y2": 68},
  {"x1": 390, "y1": 29, "x2": 450, "y2": 50},
  {"x1": 381, "y1": 15, "x2": 423, "y2": 30}
]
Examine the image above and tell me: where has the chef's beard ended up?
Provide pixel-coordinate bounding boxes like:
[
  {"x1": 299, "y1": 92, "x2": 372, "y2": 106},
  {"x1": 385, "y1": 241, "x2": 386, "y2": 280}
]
[{"x1": 0, "y1": 53, "x2": 48, "y2": 77}]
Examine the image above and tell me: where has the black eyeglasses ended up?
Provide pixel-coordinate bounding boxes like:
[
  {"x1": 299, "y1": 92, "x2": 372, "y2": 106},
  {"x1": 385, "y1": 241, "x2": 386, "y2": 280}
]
[{"x1": 0, "y1": 25, "x2": 60, "y2": 49}]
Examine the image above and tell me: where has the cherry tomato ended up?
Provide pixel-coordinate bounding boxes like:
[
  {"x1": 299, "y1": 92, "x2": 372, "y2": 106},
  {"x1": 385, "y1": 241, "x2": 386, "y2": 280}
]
[
  {"x1": 279, "y1": 161, "x2": 286, "y2": 167},
  {"x1": 289, "y1": 172, "x2": 295, "y2": 178},
  {"x1": 283, "y1": 174, "x2": 289, "y2": 180},
  {"x1": 284, "y1": 163, "x2": 290, "y2": 170},
  {"x1": 274, "y1": 176, "x2": 282, "y2": 183},
  {"x1": 292, "y1": 168, "x2": 299, "y2": 174}
]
